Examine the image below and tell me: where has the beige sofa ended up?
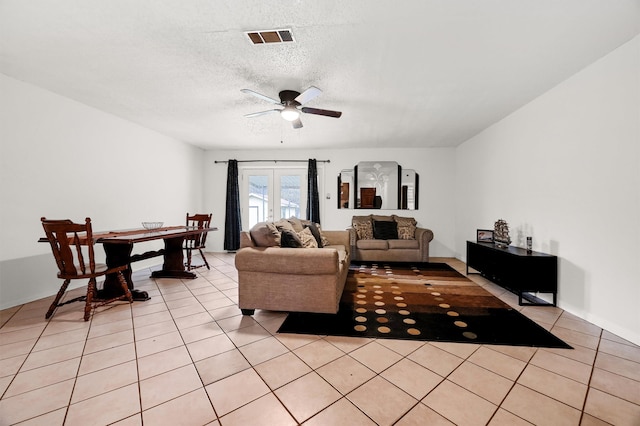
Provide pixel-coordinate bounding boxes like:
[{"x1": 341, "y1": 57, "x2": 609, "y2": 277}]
[
  {"x1": 349, "y1": 214, "x2": 433, "y2": 262},
  {"x1": 235, "y1": 219, "x2": 350, "y2": 315}
]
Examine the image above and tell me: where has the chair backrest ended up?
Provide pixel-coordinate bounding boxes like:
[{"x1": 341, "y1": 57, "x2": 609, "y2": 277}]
[
  {"x1": 41, "y1": 217, "x2": 96, "y2": 277},
  {"x1": 185, "y1": 213, "x2": 212, "y2": 248}
]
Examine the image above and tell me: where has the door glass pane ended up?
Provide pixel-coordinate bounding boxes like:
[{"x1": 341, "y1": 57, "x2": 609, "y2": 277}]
[
  {"x1": 241, "y1": 168, "x2": 309, "y2": 230},
  {"x1": 248, "y1": 175, "x2": 269, "y2": 228},
  {"x1": 279, "y1": 175, "x2": 301, "y2": 219}
]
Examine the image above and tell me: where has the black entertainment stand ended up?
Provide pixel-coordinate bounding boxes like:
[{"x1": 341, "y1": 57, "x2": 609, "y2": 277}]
[{"x1": 466, "y1": 241, "x2": 558, "y2": 306}]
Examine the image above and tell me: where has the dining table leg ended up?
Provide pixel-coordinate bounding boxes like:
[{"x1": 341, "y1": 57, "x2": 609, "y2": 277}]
[
  {"x1": 100, "y1": 235, "x2": 196, "y2": 301},
  {"x1": 102, "y1": 243, "x2": 150, "y2": 301},
  {"x1": 150, "y1": 236, "x2": 197, "y2": 279}
]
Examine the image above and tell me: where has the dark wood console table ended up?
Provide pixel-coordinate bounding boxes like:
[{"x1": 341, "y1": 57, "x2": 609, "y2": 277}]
[{"x1": 466, "y1": 241, "x2": 558, "y2": 306}]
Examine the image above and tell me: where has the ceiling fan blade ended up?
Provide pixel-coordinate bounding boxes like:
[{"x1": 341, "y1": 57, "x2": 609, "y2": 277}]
[
  {"x1": 301, "y1": 107, "x2": 342, "y2": 118},
  {"x1": 292, "y1": 118, "x2": 303, "y2": 129},
  {"x1": 244, "y1": 109, "x2": 281, "y2": 118},
  {"x1": 294, "y1": 86, "x2": 322, "y2": 105},
  {"x1": 241, "y1": 89, "x2": 281, "y2": 104}
]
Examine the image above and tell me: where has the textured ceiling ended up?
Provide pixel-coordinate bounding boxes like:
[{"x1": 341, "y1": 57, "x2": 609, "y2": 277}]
[{"x1": 1, "y1": 0, "x2": 638, "y2": 150}]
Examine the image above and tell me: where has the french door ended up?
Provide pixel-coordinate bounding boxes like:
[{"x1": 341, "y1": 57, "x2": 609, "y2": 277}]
[{"x1": 240, "y1": 168, "x2": 308, "y2": 230}]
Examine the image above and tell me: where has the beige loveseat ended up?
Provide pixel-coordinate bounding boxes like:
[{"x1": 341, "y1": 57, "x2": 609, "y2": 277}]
[
  {"x1": 349, "y1": 214, "x2": 433, "y2": 262},
  {"x1": 235, "y1": 218, "x2": 350, "y2": 315}
]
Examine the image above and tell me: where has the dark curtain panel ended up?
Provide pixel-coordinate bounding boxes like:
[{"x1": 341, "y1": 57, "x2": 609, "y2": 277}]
[
  {"x1": 224, "y1": 159, "x2": 241, "y2": 251},
  {"x1": 306, "y1": 159, "x2": 321, "y2": 224}
]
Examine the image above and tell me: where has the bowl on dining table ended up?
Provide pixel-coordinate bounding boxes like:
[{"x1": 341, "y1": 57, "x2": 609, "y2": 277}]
[{"x1": 142, "y1": 221, "x2": 163, "y2": 230}]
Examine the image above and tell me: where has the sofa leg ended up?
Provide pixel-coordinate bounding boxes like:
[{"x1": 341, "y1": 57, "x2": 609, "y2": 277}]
[{"x1": 241, "y1": 309, "x2": 255, "y2": 316}]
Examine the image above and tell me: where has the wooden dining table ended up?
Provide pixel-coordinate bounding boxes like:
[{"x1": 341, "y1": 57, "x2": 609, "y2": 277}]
[{"x1": 40, "y1": 225, "x2": 217, "y2": 301}]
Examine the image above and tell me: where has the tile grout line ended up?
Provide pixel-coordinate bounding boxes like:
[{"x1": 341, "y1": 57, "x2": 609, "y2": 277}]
[
  {"x1": 129, "y1": 290, "x2": 145, "y2": 425},
  {"x1": 170, "y1": 268, "x2": 222, "y2": 421},
  {"x1": 0, "y1": 304, "x2": 69, "y2": 424},
  {"x1": 578, "y1": 327, "x2": 604, "y2": 425},
  {"x1": 61, "y1": 304, "x2": 95, "y2": 425},
  {"x1": 200, "y1": 254, "x2": 300, "y2": 424},
  {"x1": 482, "y1": 291, "x2": 582, "y2": 424}
]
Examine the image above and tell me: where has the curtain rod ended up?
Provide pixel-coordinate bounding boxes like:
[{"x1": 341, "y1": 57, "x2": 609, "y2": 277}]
[{"x1": 214, "y1": 159, "x2": 330, "y2": 164}]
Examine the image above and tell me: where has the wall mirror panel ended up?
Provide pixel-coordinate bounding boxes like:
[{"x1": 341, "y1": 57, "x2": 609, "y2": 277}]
[
  {"x1": 338, "y1": 161, "x2": 419, "y2": 210},
  {"x1": 338, "y1": 169, "x2": 353, "y2": 208}
]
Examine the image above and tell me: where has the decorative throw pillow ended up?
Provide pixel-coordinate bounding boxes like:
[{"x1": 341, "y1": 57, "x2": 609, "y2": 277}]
[
  {"x1": 298, "y1": 227, "x2": 318, "y2": 248},
  {"x1": 287, "y1": 217, "x2": 305, "y2": 232},
  {"x1": 249, "y1": 222, "x2": 281, "y2": 247},
  {"x1": 265, "y1": 222, "x2": 282, "y2": 244},
  {"x1": 275, "y1": 219, "x2": 296, "y2": 233},
  {"x1": 393, "y1": 215, "x2": 417, "y2": 240},
  {"x1": 280, "y1": 229, "x2": 303, "y2": 248},
  {"x1": 353, "y1": 221, "x2": 373, "y2": 240},
  {"x1": 352, "y1": 215, "x2": 372, "y2": 224},
  {"x1": 352, "y1": 217, "x2": 374, "y2": 240},
  {"x1": 373, "y1": 220, "x2": 398, "y2": 240},
  {"x1": 371, "y1": 215, "x2": 394, "y2": 222},
  {"x1": 304, "y1": 223, "x2": 324, "y2": 248},
  {"x1": 316, "y1": 224, "x2": 331, "y2": 247}
]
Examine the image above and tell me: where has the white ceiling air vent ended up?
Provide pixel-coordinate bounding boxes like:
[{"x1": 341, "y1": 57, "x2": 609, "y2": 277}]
[{"x1": 246, "y1": 29, "x2": 294, "y2": 45}]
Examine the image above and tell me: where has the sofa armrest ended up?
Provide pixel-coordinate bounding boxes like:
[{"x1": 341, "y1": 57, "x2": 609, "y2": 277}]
[
  {"x1": 415, "y1": 227, "x2": 434, "y2": 245},
  {"x1": 322, "y1": 230, "x2": 350, "y2": 252},
  {"x1": 416, "y1": 227, "x2": 434, "y2": 262},
  {"x1": 348, "y1": 227, "x2": 358, "y2": 246},
  {"x1": 235, "y1": 246, "x2": 341, "y2": 275}
]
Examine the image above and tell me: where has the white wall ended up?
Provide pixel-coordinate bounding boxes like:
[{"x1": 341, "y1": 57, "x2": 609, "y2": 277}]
[
  {"x1": 204, "y1": 147, "x2": 457, "y2": 257},
  {"x1": 455, "y1": 36, "x2": 640, "y2": 345},
  {"x1": 0, "y1": 74, "x2": 205, "y2": 309}
]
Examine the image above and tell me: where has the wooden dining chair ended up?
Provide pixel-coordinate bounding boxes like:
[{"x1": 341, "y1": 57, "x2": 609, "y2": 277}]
[
  {"x1": 41, "y1": 217, "x2": 133, "y2": 321},
  {"x1": 184, "y1": 213, "x2": 212, "y2": 270}
]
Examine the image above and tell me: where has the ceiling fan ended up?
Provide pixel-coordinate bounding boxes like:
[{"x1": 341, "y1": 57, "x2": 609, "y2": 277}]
[{"x1": 241, "y1": 86, "x2": 342, "y2": 129}]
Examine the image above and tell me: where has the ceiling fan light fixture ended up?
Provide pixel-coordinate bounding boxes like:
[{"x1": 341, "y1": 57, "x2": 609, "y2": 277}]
[{"x1": 280, "y1": 106, "x2": 300, "y2": 121}]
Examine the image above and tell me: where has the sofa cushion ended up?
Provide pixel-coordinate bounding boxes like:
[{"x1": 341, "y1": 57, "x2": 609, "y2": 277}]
[
  {"x1": 393, "y1": 215, "x2": 417, "y2": 240},
  {"x1": 388, "y1": 239, "x2": 420, "y2": 249},
  {"x1": 250, "y1": 222, "x2": 281, "y2": 247},
  {"x1": 280, "y1": 229, "x2": 303, "y2": 248},
  {"x1": 373, "y1": 220, "x2": 399, "y2": 240},
  {"x1": 298, "y1": 227, "x2": 319, "y2": 248},
  {"x1": 304, "y1": 223, "x2": 324, "y2": 248},
  {"x1": 356, "y1": 239, "x2": 389, "y2": 250}
]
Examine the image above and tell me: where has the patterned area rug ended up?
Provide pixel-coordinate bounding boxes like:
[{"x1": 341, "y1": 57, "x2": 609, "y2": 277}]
[{"x1": 278, "y1": 262, "x2": 571, "y2": 348}]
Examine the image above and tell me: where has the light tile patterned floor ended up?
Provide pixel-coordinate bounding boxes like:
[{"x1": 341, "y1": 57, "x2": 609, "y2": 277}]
[{"x1": 1, "y1": 255, "x2": 639, "y2": 425}]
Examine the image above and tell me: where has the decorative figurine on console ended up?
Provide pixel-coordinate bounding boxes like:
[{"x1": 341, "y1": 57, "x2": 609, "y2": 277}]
[{"x1": 494, "y1": 219, "x2": 511, "y2": 248}]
